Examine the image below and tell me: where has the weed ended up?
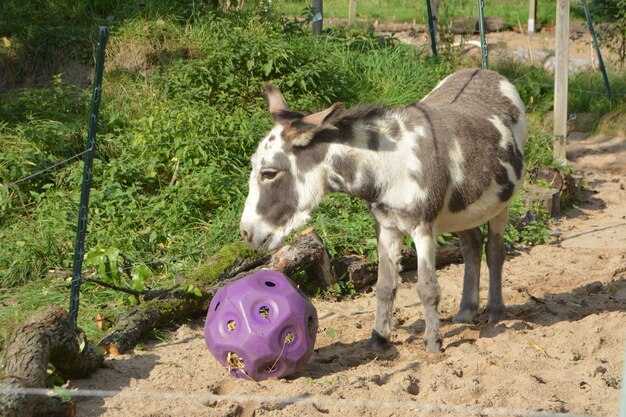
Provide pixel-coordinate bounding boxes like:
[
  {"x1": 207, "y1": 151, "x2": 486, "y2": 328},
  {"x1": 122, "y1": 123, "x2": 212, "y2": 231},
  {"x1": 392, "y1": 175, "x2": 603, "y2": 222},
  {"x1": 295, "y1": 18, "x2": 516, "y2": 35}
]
[
  {"x1": 326, "y1": 280, "x2": 357, "y2": 300},
  {"x1": 147, "y1": 328, "x2": 172, "y2": 343}
]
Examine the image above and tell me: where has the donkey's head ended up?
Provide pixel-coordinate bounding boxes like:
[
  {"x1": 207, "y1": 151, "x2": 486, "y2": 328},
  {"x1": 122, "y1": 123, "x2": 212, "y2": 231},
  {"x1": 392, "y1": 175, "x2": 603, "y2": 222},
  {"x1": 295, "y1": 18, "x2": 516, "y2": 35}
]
[{"x1": 240, "y1": 86, "x2": 344, "y2": 250}]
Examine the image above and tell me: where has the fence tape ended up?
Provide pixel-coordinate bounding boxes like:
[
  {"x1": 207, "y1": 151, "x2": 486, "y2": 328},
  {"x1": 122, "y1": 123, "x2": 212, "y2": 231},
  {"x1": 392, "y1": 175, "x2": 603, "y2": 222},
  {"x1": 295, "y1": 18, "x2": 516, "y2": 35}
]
[{"x1": 0, "y1": 386, "x2": 600, "y2": 417}]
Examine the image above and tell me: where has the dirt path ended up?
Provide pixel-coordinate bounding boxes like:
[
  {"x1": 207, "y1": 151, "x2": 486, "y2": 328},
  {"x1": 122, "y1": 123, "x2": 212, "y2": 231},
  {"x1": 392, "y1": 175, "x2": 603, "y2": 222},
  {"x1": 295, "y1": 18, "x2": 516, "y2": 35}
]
[{"x1": 71, "y1": 134, "x2": 626, "y2": 417}]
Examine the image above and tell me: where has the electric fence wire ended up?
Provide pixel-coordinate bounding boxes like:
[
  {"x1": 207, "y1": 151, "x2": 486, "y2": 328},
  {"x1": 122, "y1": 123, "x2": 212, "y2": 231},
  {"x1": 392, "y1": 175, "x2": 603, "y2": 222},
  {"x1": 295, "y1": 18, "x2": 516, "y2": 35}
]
[
  {"x1": 80, "y1": 247, "x2": 207, "y2": 283},
  {"x1": 3, "y1": 147, "x2": 93, "y2": 189},
  {"x1": 1, "y1": 134, "x2": 262, "y2": 149},
  {"x1": 536, "y1": 82, "x2": 626, "y2": 96},
  {"x1": 0, "y1": 386, "x2": 603, "y2": 417},
  {"x1": 1, "y1": 133, "x2": 263, "y2": 189},
  {"x1": 101, "y1": 133, "x2": 262, "y2": 148},
  {"x1": 512, "y1": 66, "x2": 544, "y2": 83}
]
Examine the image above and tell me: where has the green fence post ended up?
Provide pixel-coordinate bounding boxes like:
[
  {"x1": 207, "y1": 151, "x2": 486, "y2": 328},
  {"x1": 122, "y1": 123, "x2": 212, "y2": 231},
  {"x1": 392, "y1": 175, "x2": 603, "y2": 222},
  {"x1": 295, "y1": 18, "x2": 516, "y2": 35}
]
[
  {"x1": 477, "y1": 0, "x2": 488, "y2": 69},
  {"x1": 426, "y1": 0, "x2": 438, "y2": 57},
  {"x1": 69, "y1": 27, "x2": 109, "y2": 323},
  {"x1": 580, "y1": 0, "x2": 612, "y2": 99}
]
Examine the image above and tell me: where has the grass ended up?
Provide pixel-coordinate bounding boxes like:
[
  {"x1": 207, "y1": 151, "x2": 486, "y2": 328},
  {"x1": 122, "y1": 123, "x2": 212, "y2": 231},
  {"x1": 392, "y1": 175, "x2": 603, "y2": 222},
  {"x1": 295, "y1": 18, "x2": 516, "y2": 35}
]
[
  {"x1": 1, "y1": 1, "x2": 626, "y2": 356},
  {"x1": 274, "y1": 0, "x2": 564, "y2": 26}
]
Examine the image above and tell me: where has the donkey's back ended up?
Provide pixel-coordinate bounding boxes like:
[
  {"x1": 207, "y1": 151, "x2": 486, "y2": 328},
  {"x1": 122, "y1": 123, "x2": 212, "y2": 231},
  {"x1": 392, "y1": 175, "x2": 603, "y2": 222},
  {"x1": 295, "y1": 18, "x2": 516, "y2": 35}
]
[{"x1": 401, "y1": 69, "x2": 528, "y2": 233}]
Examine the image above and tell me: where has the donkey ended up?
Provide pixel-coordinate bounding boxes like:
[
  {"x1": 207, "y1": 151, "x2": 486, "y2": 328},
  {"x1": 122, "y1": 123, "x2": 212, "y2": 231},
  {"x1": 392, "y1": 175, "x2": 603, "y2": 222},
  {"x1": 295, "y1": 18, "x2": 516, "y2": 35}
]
[{"x1": 240, "y1": 69, "x2": 527, "y2": 352}]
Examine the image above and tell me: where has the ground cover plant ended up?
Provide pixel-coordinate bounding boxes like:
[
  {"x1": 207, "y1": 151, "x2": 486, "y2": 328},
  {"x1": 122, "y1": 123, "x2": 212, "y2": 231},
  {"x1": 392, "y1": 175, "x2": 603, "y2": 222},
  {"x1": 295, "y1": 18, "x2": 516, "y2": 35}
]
[{"x1": 1, "y1": 0, "x2": 626, "y2": 359}]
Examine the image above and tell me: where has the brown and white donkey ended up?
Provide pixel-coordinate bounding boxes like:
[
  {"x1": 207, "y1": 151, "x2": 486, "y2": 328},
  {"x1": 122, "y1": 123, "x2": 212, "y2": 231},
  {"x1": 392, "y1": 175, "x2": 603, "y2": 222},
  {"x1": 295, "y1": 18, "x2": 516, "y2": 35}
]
[{"x1": 240, "y1": 69, "x2": 528, "y2": 352}]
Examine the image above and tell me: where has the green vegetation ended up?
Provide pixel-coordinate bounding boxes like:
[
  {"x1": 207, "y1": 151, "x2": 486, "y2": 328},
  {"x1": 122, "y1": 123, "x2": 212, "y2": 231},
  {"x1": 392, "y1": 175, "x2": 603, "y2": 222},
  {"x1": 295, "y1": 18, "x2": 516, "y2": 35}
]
[
  {"x1": 275, "y1": 0, "x2": 561, "y2": 26},
  {"x1": 1, "y1": 1, "x2": 626, "y2": 354}
]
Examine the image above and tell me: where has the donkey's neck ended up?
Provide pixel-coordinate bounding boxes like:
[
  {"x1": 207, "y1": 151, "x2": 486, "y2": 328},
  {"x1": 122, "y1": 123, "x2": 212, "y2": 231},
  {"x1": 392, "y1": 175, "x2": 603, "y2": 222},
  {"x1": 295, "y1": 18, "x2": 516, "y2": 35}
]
[
  {"x1": 324, "y1": 141, "x2": 383, "y2": 202},
  {"x1": 310, "y1": 107, "x2": 419, "y2": 203}
]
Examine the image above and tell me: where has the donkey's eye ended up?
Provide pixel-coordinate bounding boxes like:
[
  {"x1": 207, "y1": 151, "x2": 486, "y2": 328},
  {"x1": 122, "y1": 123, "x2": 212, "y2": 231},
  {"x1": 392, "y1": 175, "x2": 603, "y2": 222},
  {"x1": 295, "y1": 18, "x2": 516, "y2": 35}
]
[{"x1": 260, "y1": 170, "x2": 278, "y2": 181}]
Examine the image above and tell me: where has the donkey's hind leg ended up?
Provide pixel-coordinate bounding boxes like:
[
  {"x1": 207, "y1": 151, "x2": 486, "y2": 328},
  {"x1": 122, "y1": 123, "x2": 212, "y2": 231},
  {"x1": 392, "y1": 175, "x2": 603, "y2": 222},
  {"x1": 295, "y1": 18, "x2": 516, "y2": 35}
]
[
  {"x1": 454, "y1": 227, "x2": 484, "y2": 323},
  {"x1": 486, "y1": 207, "x2": 509, "y2": 323},
  {"x1": 368, "y1": 223, "x2": 404, "y2": 352}
]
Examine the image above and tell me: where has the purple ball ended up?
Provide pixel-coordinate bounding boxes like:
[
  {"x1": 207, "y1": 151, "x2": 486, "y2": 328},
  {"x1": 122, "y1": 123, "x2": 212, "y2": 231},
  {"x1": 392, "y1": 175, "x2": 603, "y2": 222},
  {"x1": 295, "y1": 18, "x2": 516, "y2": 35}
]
[{"x1": 204, "y1": 269, "x2": 318, "y2": 381}]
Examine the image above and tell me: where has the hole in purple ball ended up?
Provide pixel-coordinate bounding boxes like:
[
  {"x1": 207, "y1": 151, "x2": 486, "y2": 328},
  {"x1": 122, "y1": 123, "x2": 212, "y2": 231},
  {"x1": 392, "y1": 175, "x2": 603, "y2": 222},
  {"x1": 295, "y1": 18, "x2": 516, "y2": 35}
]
[
  {"x1": 264, "y1": 281, "x2": 276, "y2": 287},
  {"x1": 226, "y1": 352, "x2": 245, "y2": 369},
  {"x1": 284, "y1": 332, "x2": 295, "y2": 344},
  {"x1": 259, "y1": 306, "x2": 270, "y2": 318},
  {"x1": 226, "y1": 320, "x2": 236, "y2": 331},
  {"x1": 265, "y1": 362, "x2": 279, "y2": 373},
  {"x1": 214, "y1": 301, "x2": 220, "y2": 311}
]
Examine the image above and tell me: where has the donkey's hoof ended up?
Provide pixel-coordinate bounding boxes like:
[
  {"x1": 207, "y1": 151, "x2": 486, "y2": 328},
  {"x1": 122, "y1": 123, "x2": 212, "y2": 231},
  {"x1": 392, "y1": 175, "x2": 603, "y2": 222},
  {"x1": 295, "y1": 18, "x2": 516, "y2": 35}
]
[
  {"x1": 487, "y1": 307, "x2": 504, "y2": 324},
  {"x1": 424, "y1": 336, "x2": 443, "y2": 353},
  {"x1": 367, "y1": 330, "x2": 390, "y2": 352},
  {"x1": 453, "y1": 309, "x2": 476, "y2": 324}
]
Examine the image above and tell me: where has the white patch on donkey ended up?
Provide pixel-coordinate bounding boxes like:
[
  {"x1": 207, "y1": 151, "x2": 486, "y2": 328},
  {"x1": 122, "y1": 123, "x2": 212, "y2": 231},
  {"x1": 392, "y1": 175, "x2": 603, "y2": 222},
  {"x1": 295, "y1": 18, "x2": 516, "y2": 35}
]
[{"x1": 240, "y1": 69, "x2": 528, "y2": 352}]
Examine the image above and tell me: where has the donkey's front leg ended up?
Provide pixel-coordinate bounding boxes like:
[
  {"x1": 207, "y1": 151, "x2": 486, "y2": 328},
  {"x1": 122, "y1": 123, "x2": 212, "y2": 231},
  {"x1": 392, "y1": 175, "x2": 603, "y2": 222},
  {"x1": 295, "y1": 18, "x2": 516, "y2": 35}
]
[
  {"x1": 412, "y1": 224, "x2": 442, "y2": 352},
  {"x1": 486, "y1": 207, "x2": 509, "y2": 323},
  {"x1": 368, "y1": 224, "x2": 404, "y2": 352}
]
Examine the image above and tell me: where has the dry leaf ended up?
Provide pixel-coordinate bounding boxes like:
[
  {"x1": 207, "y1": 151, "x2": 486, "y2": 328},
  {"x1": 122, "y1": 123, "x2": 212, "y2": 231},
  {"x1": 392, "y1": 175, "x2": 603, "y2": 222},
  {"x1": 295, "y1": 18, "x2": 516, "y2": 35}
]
[
  {"x1": 2, "y1": 37, "x2": 10, "y2": 47},
  {"x1": 100, "y1": 343, "x2": 120, "y2": 356},
  {"x1": 96, "y1": 313, "x2": 103, "y2": 330},
  {"x1": 528, "y1": 339, "x2": 550, "y2": 357}
]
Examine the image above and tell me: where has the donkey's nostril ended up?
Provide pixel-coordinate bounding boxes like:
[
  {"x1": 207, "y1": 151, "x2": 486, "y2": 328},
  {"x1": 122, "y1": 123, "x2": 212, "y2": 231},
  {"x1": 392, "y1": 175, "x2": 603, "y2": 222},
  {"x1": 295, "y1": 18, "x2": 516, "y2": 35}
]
[{"x1": 240, "y1": 227, "x2": 252, "y2": 243}]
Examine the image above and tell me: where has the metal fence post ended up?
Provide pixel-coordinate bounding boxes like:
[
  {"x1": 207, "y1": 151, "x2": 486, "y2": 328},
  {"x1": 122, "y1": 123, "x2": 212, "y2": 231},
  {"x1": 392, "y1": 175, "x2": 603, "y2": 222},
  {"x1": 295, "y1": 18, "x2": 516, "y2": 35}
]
[
  {"x1": 312, "y1": 0, "x2": 323, "y2": 35},
  {"x1": 426, "y1": 0, "x2": 438, "y2": 57},
  {"x1": 69, "y1": 27, "x2": 109, "y2": 323},
  {"x1": 477, "y1": 0, "x2": 488, "y2": 69},
  {"x1": 580, "y1": 0, "x2": 612, "y2": 99},
  {"x1": 528, "y1": 0, "x2": 537, "y2": 33},
  {"x1": 348, "y1": 0, "x2": 357, "y2": 25},
  {"x1": 553, "y1": 0, "x2": 570, "y2": 164}
]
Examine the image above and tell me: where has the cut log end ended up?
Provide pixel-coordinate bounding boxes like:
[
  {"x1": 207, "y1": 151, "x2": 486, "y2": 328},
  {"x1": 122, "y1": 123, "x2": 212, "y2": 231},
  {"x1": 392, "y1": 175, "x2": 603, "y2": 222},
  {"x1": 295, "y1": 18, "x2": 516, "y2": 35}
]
[{"x1": 0, "y1": 306, "x2": 104, "y2": 417}]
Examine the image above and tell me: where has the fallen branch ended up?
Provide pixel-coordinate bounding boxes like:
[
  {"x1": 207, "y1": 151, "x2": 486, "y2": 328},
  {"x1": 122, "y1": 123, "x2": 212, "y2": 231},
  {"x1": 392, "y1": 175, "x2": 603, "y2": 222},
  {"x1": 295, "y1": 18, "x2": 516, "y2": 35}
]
[
  {"x1": 0, "y1": 307, "x2": 104, "y2": 417},
  {"x1": 98, "y1": 292, "x2": 210, "y2": 355},
  {"x1": 98, "y1": 229, "x2": 337, "y2": 354}
]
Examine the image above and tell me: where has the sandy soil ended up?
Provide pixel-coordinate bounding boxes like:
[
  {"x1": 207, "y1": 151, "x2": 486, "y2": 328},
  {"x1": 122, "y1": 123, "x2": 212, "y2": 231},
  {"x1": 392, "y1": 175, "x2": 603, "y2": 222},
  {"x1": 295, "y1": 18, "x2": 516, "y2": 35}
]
[
  {"x1": 70, "y1": 135, "x2": 626, "y2": 416},
  {"x1": 390, "y1": 23, "x2": 621, "y2": 69}
]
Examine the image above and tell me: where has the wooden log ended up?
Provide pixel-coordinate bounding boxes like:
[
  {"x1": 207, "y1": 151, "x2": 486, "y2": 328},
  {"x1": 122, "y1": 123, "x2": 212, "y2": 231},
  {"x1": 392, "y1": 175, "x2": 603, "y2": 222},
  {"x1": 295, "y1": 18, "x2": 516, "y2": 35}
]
[
  {"x1": 0, "y1": 306, "x2": 104, "y2": 417},
  {"x1": 267, "y1": 228, "x2": 337, "y2": 287},
  {"x1": 333, "y1": 241, "x2": 463, "y2": 292},
  {"x1": 98, "y1": 229, "x2": 336, "y2": 354},
  {"x1": 98, "y1": 292, "x2": 210, "y2": 355}
]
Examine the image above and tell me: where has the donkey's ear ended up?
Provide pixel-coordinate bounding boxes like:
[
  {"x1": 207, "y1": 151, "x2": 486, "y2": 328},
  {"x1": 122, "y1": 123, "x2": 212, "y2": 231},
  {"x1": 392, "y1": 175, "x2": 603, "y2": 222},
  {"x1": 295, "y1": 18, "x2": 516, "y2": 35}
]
[
  {"x1": 287, "y1": 102, "x2": 345, "y2": 147},
  {"x1": 301, "y1": 102, "x2": 345, "y2": 127},
  {"x1": 264, "y1": 85, "x2": 292, "y2": 124}
]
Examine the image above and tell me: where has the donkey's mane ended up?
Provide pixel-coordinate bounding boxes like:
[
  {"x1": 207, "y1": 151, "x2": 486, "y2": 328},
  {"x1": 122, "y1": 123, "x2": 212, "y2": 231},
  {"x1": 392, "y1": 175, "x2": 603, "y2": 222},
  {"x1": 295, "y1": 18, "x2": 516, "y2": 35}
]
[{"x1": 334, "y1": 103, "x2": 391, "y2": 127}]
